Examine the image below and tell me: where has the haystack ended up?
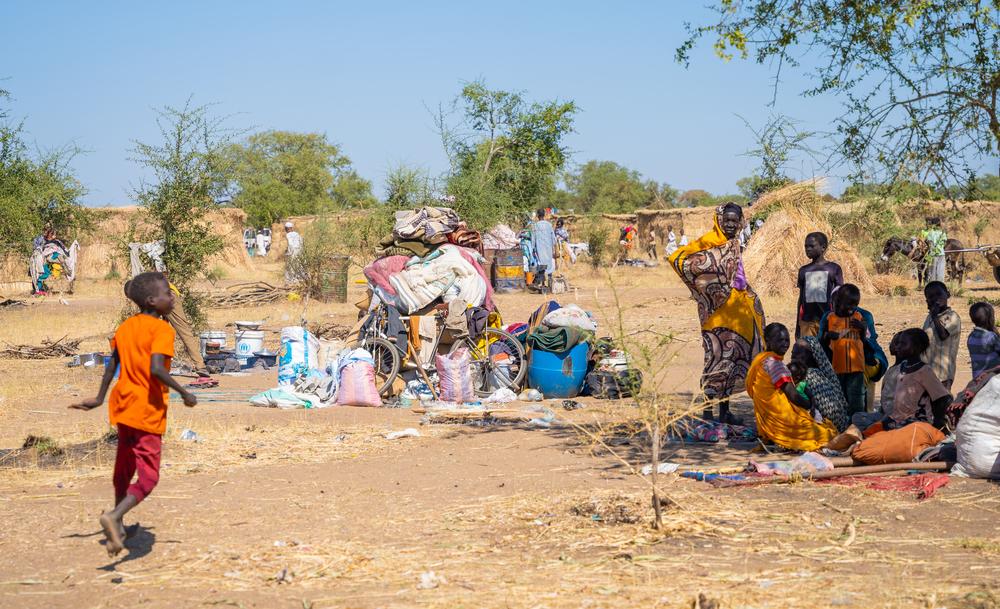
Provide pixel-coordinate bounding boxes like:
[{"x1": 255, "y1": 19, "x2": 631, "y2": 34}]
[{"x1": 743, "y1": 180, "x2": 875, "y2": 296}]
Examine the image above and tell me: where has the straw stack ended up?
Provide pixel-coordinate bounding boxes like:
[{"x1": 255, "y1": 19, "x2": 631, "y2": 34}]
[{"x1": 743, "y1": 180, "x2": 875, "y2": 296}]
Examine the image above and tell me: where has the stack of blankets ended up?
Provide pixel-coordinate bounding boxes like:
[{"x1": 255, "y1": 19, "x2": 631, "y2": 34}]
[{"x1": 366, "y1": 207, "x2": 493, "y2": 314}]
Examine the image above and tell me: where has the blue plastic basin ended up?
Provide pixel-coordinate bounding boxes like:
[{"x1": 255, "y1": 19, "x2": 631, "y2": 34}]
[{"x1": 527, "y1": 342, "x2": 590, "y2": 398}]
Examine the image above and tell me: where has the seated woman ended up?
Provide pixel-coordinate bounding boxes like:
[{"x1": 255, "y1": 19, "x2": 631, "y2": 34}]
[
  {"x1": 747, "y1": 323, "x2": 838, "y2": 451},
  {"x1": 790, "y1": 336, "x2": 851, "y2": 432}
]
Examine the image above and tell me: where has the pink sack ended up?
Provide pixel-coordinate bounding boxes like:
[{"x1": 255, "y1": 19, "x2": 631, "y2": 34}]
[
  {"x1": 436, "y1": 348, "x2": 475, "y2": 403},
  {"x1": 336, "y1": 362, "x2": 382, "y2": 407}
]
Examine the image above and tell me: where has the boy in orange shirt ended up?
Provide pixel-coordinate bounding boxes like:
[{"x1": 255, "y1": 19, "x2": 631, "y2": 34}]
[
  {"x1": 818, "y1": 284, "x2": 868, "y2": 416},
  {"x1": 71, "y1": 272, "x2": 197, "y2": 557}
]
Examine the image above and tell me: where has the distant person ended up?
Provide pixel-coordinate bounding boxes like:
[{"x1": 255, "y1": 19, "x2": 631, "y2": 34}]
[
  {"x1": 796, "y1": 232, "x2": 843, "y2": 338},
  {"x1": 70, "y1": 272, "x2": 197, "y2": 557},
  {"x1": 284, "y1": 222, "x2": 303, "y2": 282},
  {"x1": 529, "y1": 209, "x2": 555, "y2": 292},
  {"x1": 678, "y1": 229, "x2": 689, "y2": 247},
  {"x1": 646, "y1": 228, "x2": 658, "y2": 260},
  {"x1": 922, "y1": 281, "x2": 961, "y2": 389},
  {"x1": 554, "y1": 218, "x2": 573, "y2": 266},
  {"x1": 664, "y1": 225, "x2": 678, "y2": 257},
  {"x1": 921, "y1": 217, "x2": 948, "y2": 283},
  {"x1": 818, "y1": 284, "x2": 869, "y2": 417},
  {"x1": 968, "y1": 302, "x2": 1000, "y2": 379},
  {"x1": 255, "y1": 230, "x2": 268, "y2": 257}
]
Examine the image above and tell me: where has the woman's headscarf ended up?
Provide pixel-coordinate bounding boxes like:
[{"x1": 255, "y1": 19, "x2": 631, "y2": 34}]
[
  {"x1": 667, "y1": 203, "x2": 743, "y2": 271},
  {"x1": 798, "y1": 336, "x2": 850, "y2": 432}
]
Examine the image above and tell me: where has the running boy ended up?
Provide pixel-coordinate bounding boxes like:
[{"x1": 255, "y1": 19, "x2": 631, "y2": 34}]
[
  {"x1": 968, "y1": 302, "x2": 1000, "y2": 378},
  {"x1": 922, "y1": 281, "x2": 961, "y2": 389},
  {"x1": 796, "y1": 232, "x2": 843, "y2": 338},
  {"x1": 818, "y1": 284, "x2": 867, "y2": 416},
  {"x1": 70, "y1": 272, "x2": 197, "y2": 557}
]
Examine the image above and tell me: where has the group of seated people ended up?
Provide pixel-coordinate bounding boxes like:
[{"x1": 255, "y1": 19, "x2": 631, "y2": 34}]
[{"x1": 746, "y1": 232, "x2": 1000, "y2": 453}]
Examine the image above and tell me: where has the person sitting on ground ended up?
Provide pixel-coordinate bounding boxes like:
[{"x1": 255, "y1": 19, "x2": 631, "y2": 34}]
[
  {"x1": 746, "y1": 323, "x2": 838, "y2": 451},
  {"x1": 922, "y1": 281, "x2": 961, "y2": 390},
  {"x1": 968, "y1": 302, "x2": 1000, "y2": 379},
  {"x1": 787, "y1": 359, "x2": 824, "y2": 424},
  {"x1": 818, "y1": 284, "x2": 869, "y2": 417},
  {"x1": 852, "y1": 332, "x2": 903, "y2": 431},
  {"x1": 790, "y1": 336, "x2": 851, "y2": 432},
  {"x1": 796, "y1": 232, "x2": 843, "y2": 338},
  {"x1": 70, "y1": 272, "x2": 197, "y2": 557},
  {"x1": 886, "y1": 328, "x2": 952, "y2": 430}
]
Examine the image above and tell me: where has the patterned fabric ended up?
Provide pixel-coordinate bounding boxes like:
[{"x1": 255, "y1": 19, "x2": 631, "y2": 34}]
[
  {"x1": 922, "y1": 309, "x2": 962, "y2": 386},
  {"x1": 746, "y1": 352, "x2": 838, "y2": 452},
  {"x1": 968, "y1": 328, "x2": 1000, "y2": 379},
  {"x1": 800, "y1": 336, "x2": 851, "y2": 432},
  {"x1": 762, "y1": 356, "x2": 792, "y2": 387},
  {"x1": 921, "y1": 228, "x2": 947, "y2": 259},
  {"x1": 668, "y1": 205, "x2": 765, "y2": 399}
]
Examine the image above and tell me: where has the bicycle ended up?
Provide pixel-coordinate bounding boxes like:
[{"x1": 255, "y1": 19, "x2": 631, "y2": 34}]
[{"x1": 352, "y1": 301, "x2": 526, "y2": 398}]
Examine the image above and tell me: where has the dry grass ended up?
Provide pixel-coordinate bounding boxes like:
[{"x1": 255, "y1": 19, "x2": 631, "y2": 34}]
[{"x1": 745, "y1": 181, "x2": 876, "y2": 296}]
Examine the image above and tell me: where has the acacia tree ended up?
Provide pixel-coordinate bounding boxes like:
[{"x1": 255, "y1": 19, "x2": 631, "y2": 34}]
[
  {"x1": 678, "y1": 1, "x2": 1000, "y2": 190},
  {"x1": 132, "y1": 100, "x2": 237, "y2": 323},
  {"x1": 563, "y1": 160, "x2": 677, "y2": 213},
  {"x1": 227, "y1": 130, "x2": 375, "y2": 226},
  {"x1": 438, "y1": 81, "x2": 577, "y2": 227},
  {"x1": 0, "y1": 88, "x2": 90, "y2": 255}
]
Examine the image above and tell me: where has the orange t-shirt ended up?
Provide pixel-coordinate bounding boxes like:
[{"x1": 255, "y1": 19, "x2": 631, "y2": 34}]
[
  {"x1": 827, "y1": 312, "x2": 865, "y2": 374},
  {"x1": 108, "y1": 314, "x2": 176, "y2": 435}
]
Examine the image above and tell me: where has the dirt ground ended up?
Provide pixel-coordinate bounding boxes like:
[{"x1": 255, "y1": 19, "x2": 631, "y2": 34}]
[{"x1": 2, "y1": 259, "x2": 1000, "y2": 609}]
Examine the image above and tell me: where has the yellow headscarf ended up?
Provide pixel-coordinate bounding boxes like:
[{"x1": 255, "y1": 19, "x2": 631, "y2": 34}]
[{"x1": 667, "y1": 206, "x2": 732, "y2": 272}]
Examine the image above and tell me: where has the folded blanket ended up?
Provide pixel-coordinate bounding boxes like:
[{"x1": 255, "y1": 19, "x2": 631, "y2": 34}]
[
  {"x1": 364, "y1": 255, "x2": 410, "y2": 297},
  {"x1": 390, "y1": 244, "x2": 486, "y2": 314},
  {"x1": 526, "y1": 325, "x2": 590, "y2": 354}
]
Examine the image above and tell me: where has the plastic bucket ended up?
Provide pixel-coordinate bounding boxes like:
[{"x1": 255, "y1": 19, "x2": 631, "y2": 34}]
[
  {"x1": 235, "y1": 329, "x2": 265, "y2": 365},
  {"x1": 199, "y1": 331, "x2": 228, "y2": 356},
  {"x1": 526, "y1": 342, "x2": 590, "y2": 398}
]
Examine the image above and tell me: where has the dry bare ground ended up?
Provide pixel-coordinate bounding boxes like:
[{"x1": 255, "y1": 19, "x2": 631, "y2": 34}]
[{"x1": 2, "y1": 259, "x2": 1000, "y2": 609}]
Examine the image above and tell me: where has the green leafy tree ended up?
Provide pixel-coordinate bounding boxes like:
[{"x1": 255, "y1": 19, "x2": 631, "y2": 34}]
[
  {"x1": 132, "y1": 100, "x2": 236, "y2": 325},
  {"x1": 228, "y1": 130, "x2": 374, "y2": 226},
  {"x1": 0, "y1": 89, "x2": 90, "y2": 256},
  {"x1": 737, "y1": 115, "x2": 814, "y2": 200},
  {"x1": 563, "y1": 160, "x2": 673, "y2": 214},
  {"x1": 678, "y1": 1, "x2": 1000, "y2": 190},
  {"x1": 438, "y1": 80, "x2": 577, "y2": 228},
  {"x1": 676, "y1": 189, "x2": 712, "y2": 207}
]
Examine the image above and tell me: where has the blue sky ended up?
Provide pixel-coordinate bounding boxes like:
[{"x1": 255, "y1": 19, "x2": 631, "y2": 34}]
[{"x1": 3, "y1": 1, "x2": 849, "y2": 206}]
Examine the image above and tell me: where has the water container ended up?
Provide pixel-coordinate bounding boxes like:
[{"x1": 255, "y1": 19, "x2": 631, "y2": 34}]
[
  {"x1": 526, "y1": 341, "x2": 590, "y2": 398},
  {"x1": 199, "y1": 330, "x2": 228, "y2": 357},
  {"x1": 235, "y1": 329, "x2": 265, "y2": 367}
]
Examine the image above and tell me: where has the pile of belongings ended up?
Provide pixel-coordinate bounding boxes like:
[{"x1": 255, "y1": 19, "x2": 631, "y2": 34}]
[
  {"x1": 365, "y1": 206, "x2": 495, "y2": 318},
  {"x1": 30, "y1": 238, "x2": 79, "y2": 293},
  {"x1": 251, "y1": 333, "x2": 383, "y2": 408},
  {"x1": 481, "y1": 224, "x2": 519, "y2": 251},
  {"x1": 583, "y1": 337, "x2": 644, "y2": 399},
  {"x1": 525, "y1": 302, "x2": 595, "y2": 354}
]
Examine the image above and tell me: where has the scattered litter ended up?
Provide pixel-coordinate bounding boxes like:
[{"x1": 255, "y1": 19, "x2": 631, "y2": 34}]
[
  {"x1": 562, "y1": 399, "x2": 584, "y2": 410},
  {"x1": 0, "y1": 298, "x2": 27, "y2": 308},
  {"x1": 386, "y1": 428, "x2": 421, "y2": 440},
  {"x1": 417, "y1": 571, "x2": 446, "y2": 590},
  {"x1": 220, "y1": 372, "x2": 250, "y2": 377},
  {"x1": 483, "y1": 387, "x2": 517, "y2": 404},
  {"x1": 518, "y1": 389, "x2": 543, "y2": 402},
  {"x1": 179, "y1": 429, "x2": 200, "y2": 442},
  {"x1": 58, "y1": 298, "x2": 70, "y2": 306},
  {"x1": 273, "y1": 540, "x2": 287, "y2": 547},
  {"x1": 640, "y1": 462, "x2": 680, "y2": 476},
  {"x1": 274, "y1": 568, "x2": 293, "y2": 584}
]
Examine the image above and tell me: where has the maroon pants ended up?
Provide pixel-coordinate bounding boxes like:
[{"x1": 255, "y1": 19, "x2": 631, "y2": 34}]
[{"x1": 113, "y1": 424, "x2": 162, "y2": 503}]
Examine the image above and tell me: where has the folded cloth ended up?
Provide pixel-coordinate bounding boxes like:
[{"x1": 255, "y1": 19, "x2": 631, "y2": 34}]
[
  {"x1": 390, "y1": 244, "x2": 486, "y2": 313},
  {"x1": 526, "y1": 324, "x2": 590, "y2": 354},
  {"x1": 377, "y1": 236, "x2": 433, "y2": 257},
  {"x1": 393, "y1": 207, "x2": 461, "y2": 243},
  {"x1": 448, "y1": 225, "x2": 482, "y2": 251},
  {"x1": 364, "y1": 255, "x2": 410, "y2": 297},
  {"x1": 817, "y1": 472, "x2": 950, "y2": 500},
  {"x1": 542, "y1": 303, "x2": 597, "y2": 333},
  {"x1": 482, "y1": 224, "x2": 519, "y2": 250},
  {"x1": 454, "y1": 246, "x2": 494, "y2": 311}
]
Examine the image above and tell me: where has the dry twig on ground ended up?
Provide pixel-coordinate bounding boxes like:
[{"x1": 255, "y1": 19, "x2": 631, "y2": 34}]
[
  {"x1": 208, "y1": 282, "x2": 292, "y2": 308},
  {"x1": 0, "y1": 336, "x2": 82, "y2": 359}
]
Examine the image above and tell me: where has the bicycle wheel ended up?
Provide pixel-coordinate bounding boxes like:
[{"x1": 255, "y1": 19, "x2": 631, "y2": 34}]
[
  {"x1": 352, "y1": 336, "x2": 401, "y2": 397},
  {"x1": 451, "y1": 328, "x2": 527, "y2": 396}
]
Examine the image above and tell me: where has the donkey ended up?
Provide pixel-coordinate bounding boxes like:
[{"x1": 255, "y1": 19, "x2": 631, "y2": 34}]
[{"x1": 880, "y1": 237, "x2": 965, "y2": 287}]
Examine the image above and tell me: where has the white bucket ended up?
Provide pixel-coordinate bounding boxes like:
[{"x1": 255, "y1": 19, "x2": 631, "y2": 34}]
[
  {"x1": 199, "y1": 331, "x2": 228, "y2": 356},
  {"x1": 235, "y1": 329, "x2": 265, "y2": 363}
]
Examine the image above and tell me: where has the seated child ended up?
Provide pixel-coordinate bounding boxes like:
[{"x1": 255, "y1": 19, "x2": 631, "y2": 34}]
[
  {"x1": 819, "y1": 284, "x2": 868, "y2": 416},
  {"x1": 853, "y1": 332, "x2": 902, "y2": 431},
  {"x1": 789, "y1": 359, "x2": 825, "y2": 425},
  {"x1": 796, "y1": 232, "x2": 843, "y2": 338},
  {"x1": 968, "y1": 302, "x2": 1000, "y2": 379},
  {"x1": 922, "y1": 281, "x2": 961, "y2": 389},
  {"x1": 888, "y1": 328, "x2": 952, "y2": 430}
]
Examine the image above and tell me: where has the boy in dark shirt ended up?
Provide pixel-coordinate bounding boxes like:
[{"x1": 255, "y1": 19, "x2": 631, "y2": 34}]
[{"x1": 796, "y1": 232, "x2": 843, "y2": 338}]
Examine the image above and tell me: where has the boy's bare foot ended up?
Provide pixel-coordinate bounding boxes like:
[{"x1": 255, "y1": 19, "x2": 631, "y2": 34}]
[{"x1": 100, "y1": 512, "x2": 125, "y2": 557}]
